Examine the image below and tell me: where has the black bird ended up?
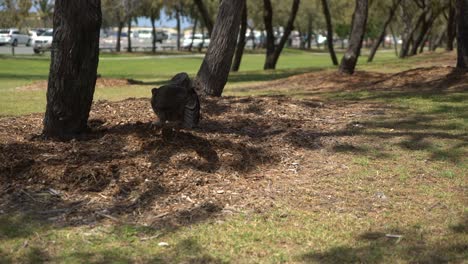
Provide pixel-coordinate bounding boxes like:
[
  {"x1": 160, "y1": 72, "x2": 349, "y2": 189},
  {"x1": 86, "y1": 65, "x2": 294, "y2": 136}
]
[{"x1": 151, "y1": 73, "x2": 200, "y2": 128}]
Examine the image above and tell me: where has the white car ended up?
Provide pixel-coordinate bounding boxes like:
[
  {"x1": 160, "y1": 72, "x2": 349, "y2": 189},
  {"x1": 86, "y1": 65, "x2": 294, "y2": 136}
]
[
  {"x1": 182, "y1": 34, "x2": 210, "y2": 49},
  {"x1": 27, "y1": 29, "x2": 47, "y2": 46},
  {"x1": 33, "y1": 30, "x2": 53, "y2": 54},
  {"x1": 0, "y1": 28, "x2": 30, "y2": 46},
  {"x1": 134, "y1": 30, "x2": 168, "y2": 43}
]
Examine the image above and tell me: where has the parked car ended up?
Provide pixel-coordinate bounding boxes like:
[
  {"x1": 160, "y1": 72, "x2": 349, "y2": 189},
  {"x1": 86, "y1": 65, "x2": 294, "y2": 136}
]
[
  {"x1": 0, "y1": 28, "x2": 30, "y2": 46},
  {"x1": 182, "y1": 34, "x2": 210, "y2": 49},
  {"x1": 33, "y1": 30, "x2": 53, "y2": 54},
  {"x1": 133, "y1": 30, "x2": 168, "y2": 43},
  {"x1": 27, "y1": 29, "x2": 47, "y2": 46}
]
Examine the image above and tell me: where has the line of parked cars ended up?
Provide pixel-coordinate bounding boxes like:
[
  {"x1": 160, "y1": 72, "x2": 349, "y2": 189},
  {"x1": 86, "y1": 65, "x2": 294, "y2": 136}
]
[{"x1": 0, "y1": 28, "x2": 53, "y2": 53}]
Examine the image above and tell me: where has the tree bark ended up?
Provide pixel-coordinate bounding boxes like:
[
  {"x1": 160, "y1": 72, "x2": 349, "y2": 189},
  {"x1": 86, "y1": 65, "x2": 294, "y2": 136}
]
[
  {"x1": 176, "y1": 6, "x2": 181, "y2": 51},
  {"x1": 194, "y1": 0, "x2": 214, "y2": 36},
  {"x1": 457, "y1": 0, "x2": 468, "y2": 68},
  {"x1": 189, "y1": 17, "x2": 198, "y2": 52},
  {"x1": 321, "y1": 0, "x2": 338, "y2": 65},
  {"x1": 339, "y1": 0, "x2": 368, "y2": 74},
  {"x1": 43, "y1": 0, "x2": 102, "y2": 138},
  {"x1": 400, "y1": 8, "x2": 426, "y2": 58},
  {"x1": 446, "y1": 0, "x2": 456, "y2": 51},
  {"x1": 263, "y1": 0, "x2": 275, "y2": 68},
  {"x1": 367, "y1": 0, "x2": 401, "y2": 62},
  {"x1": 116, "y1": 21, "x2": 124, "y2": 52},
  {"x1": 127, "y1": 17, "x2": 132, "y2": 52},
  {"x1": 151, "y1": 15, "x2": 157, "y2": 53},
  {"x1": 196, "y1": 0, "x2": 245, "y2": 96},
  {"x1": 231, "y1": 4, "x2": 247, "y2": 72},
  {"x1": 264, "y1": 0, "x2": 300, "y2": 70}
]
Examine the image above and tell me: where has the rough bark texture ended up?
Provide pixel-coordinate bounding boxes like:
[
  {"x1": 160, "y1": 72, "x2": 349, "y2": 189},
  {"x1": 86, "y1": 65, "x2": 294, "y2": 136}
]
[
  {"x1": 321, "y1": 0, "x2": 338, "y2": 65},
  {"x1": 339, "y1": 0, "x2": 368, "y2": 74},
  {"x1": 43, "y1": 0, "x2": 102, "y2": 138},
  {"x1": 264, "y1": 0, "x2": 300, "y2": 70},
  {"x1": 194, "y1": 0, "x2": 214, "y2": 36},
  {"x1": 457, "y1": 0, "x2": 468, "y2": 68},
  {"x1": 367, "y1": 0, "x2": 401, "y2": 63},
  {"x1": 231, "y1": 4, "x2": 247, "y2": 72},
  {"x1": 196, "y1": 0, "x2": 245, "y2": 97}
]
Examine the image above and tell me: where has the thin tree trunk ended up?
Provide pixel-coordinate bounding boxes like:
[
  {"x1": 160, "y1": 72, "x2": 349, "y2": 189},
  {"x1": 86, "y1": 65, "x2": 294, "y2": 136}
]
[
  {"x1": 431, "y1": 31, "x2": 445, "y2": 51},
  {"x1": 367, "y1": 0, "x2": 401, "y2": 62},
  {"x1": 151, "y1": 15, "x2": 157, "y2": 53},
  {"x1": 410, "y1": 10, "x2": 435, "y2": 56},
  {"x1": 231, "y1": 4, "x2": 247, "y2": 72},
  {"x1": 263, "y1": 0, "x2": 275, "y2": 69},
  {"x1": 176, "y1": 7, "x2": 181, "y2": 51},
  {"x1": 419, "y1": 30, "x2": 430, "y2": 53},
  {"x1": 264, "y1": 0, "x2": 300, "y2": 70},
  {"x1": 116, "y1": 21, "x2": 123, "y2": 52},
  {"x1": 389, "y1": 24, "x2": 399, "y2": 56},
  {"x1": 339, "y1": 0, "x2": 368, "y2": 74},
  {"x1": 457, "y1": 0, "x2": 468, "y2": 68},
  {"x1": 400, "y1": 8, "x2": 426, "y2": 58},
  {"x1": 194, "y1": 0, "x2": 213, "y2": 36},
  {"x1": 127, "y1": 17, "x2": 132, "y2": 52},
  {"x1": 446, "y1": 0, "x2": 456, "y2": 51},
  {"x1": 196, "y1": 0, "x2": 245, "y2": 96},
  {"x1": 189, "y1": 17, "x2": 198, "y2": 52},
  {"x1": 43, "y1": 0, "x2": 102, "y2": 138},
  {"x1": 321, "y1": 0, "x2": 338, "y2": 65},
  {"x1": 307, "y1": 13, "x2": 312, "y2": 49}
]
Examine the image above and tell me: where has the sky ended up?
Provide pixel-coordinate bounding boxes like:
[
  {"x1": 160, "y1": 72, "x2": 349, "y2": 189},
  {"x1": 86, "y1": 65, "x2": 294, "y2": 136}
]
[{"x1": 136, "y1": 10, "x2": 191, "y2": 29}]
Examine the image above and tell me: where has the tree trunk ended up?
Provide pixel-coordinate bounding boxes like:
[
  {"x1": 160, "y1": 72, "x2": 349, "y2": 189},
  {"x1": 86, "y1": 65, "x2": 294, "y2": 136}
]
[
  {"x1": 410, "y1": 10, "x2": 436, "y2": 56},
  {"x1": 431, "y1": 31, "x2": 445, "y2": 51},
  {"x1": 231, "y1": 4, "x2": 247, "y2": 72},
  {"x1": 127, "y1": 17, "x2": 132, "y2": 52},
  {"x1": 367, "y1": 0, "x2": 401, "y2": 62},
  {"x1": 307, "y1": 12, "x2": 312, "y2": 49},
  {"x1": 457, "y1": 0, "x2": 468, "y2": 68},
  {"x1": 189, "y1": 17, "x2": 198, "y2": 52},
  {"x1": 194, "y1": 0, "x2": 214, "y2": 36},
  {"x1": 389, "y1": 24, "x2": 399, "y2": 56},
  {"x1": 116, "y1": 21, "x2": 123, "y2": 52},
  {"x1": 446, "y1": 0, "x2": 456, "y2": 51},
  {"x1": 321, "y1": 0, "x2": 338, "y2": 65},
  {"x1": 264, "y1": 0, "x2": 300, "y2": 70},
  {"x1": 151, "y1": 15, "x2": 157, "y2": 53},
  {"x1": 400, "y1": 8, "x2": 426, "y2": 58},
  {"x1": 43, "y1": 0, "x2": 102, "y2": 138},
  {"x1": 196, "y1": 0, "x2": 245, "y2": 96},
  {"x1": 339, "y1": 0, "x2": 368, "y2": 74},
  {"x1": 419, "y1": 30, "x2": 430, "y2": 53},
  {"x1": 176, "y1": 7, "x2": 181, "y2": 51},
  {"x1": 263, "y1": 0, "x2": 275, "y2": 69}
]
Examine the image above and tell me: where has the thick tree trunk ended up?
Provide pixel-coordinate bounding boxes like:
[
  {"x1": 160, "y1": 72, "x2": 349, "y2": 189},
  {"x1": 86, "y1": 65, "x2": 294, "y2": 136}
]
[
  {"x1": 367, "y1": 0, "x2": 401, "y2": 63},
  {"x1": 339, "y1": 0, "x2": 368, "y2": 74},
  {"x1": 264, "y1": 0, "x2": 300, "y2": 70},
  {"x1": 116, "y1": 21, "x2": 123, "y2": 52},
  {"x1": 231, "y1": 4, "x2": 247, "y2": 72},
  {"x1": 446, "y1": 0, "x2": 456, "y2": 51},
  {"x1": 194, "y1": 0, "x2": 214, "y2": 36},
  {"x1": 151, "y1": 15, "x2": 157, "y2": 53},
  {"x1": 43, "y1": 0, "x2": 102, "y2": 138},
  {"x1": 457, "y1": 0, "x2": 468, "y2": 68},
  {"x1": 127, "y1": 17, "x2": 132, "y2": 52},
  {"x1": 321, "y1": 0, "x2": 338, "y2": 65},
  {"x1": 196, "y1": 0, "x2": 245, "y2": 96}
]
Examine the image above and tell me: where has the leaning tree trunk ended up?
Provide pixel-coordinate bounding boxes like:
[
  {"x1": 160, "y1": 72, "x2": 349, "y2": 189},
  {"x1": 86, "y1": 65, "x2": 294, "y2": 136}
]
[
  {"x1": 264, "y1": 0, "x2": 300, "y2": 70},
  {"x1": 446, "y1": 0, "x2": 456, "y2": 51},
  {"x1": 339, "y1": 0, "x2": 368, "y2": 74},
  {"x1": 321, "y1": 0, "x2": 338, "y2": 65},
  {"x1": 367, "y1": 0, "x2": 401, "y2": 63},
  {"x1": 43, "y1": 0, "x2": 102, "y2": 138},
  {"x1": 457, "y1": 0, "x2": 468, "y2": 68},
  {"x1": 196, "y1": 0, "x2": 245, "y2": 96},
  {"x1": 194, "y1": 0, "x2": 214, "y2": 36},
  {"x1": 231, "y1": 4, "x2": 248, "y2": 72}
]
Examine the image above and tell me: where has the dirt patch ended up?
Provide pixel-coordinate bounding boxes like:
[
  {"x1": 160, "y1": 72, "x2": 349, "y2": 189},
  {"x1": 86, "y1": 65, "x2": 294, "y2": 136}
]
[
  {"x1": 16, "y1": 77, "x2": 133, "y2": 91},
  {"x1": 1, "y1": 66, "x2": 467, "y2": 229}
]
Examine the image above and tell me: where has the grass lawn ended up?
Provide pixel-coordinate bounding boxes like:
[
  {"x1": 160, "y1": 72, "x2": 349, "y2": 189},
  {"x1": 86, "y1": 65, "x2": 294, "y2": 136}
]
[{"x1": 0, "y1": 49, "x2": 466, "y2": 263}]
